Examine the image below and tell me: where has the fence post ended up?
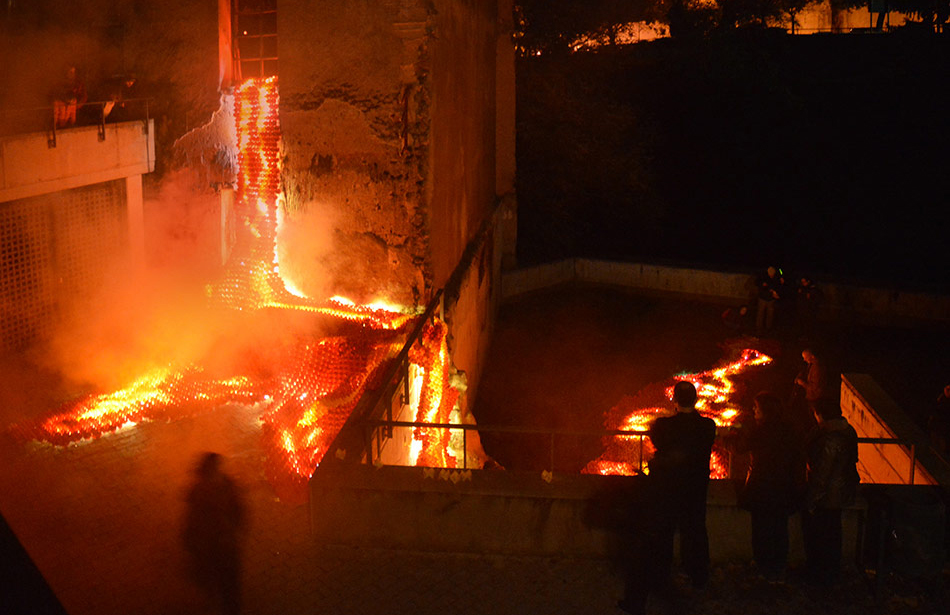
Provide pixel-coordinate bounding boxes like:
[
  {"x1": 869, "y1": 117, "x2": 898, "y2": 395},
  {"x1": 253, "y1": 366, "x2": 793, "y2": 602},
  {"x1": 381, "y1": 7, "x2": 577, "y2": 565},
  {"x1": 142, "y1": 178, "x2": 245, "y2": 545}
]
[{"x1": 909, "y1": 444, "x2": 916, "y2": 485}]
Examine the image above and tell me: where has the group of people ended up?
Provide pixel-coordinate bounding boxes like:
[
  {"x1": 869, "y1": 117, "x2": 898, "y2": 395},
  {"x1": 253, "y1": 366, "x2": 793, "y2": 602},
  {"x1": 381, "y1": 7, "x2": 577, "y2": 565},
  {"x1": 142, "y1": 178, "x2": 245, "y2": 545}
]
[
  {"x1": 618, "y1": 361, "x2": 859, "y2": 614},
  {"x1": 48, "y1": 64, "x2": 138, "y2": 128},
  {"x1": 720, "y1": 265, "x2": 822, "y2": 338}
]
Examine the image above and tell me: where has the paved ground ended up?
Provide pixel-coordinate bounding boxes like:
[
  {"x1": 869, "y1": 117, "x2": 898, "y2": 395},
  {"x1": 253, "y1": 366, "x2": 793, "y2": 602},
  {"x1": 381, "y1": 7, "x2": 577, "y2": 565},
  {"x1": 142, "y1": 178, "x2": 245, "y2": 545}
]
[{"x1": 1, "y1": 284, "x2": 948, "y2": 615}]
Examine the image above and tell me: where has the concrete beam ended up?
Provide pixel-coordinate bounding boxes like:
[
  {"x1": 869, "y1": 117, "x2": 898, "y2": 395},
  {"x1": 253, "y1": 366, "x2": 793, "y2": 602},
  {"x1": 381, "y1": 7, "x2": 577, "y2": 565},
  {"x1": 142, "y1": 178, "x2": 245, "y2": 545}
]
[{"x1": 0, "y1": 121, "x2": 155, "y2": 203}]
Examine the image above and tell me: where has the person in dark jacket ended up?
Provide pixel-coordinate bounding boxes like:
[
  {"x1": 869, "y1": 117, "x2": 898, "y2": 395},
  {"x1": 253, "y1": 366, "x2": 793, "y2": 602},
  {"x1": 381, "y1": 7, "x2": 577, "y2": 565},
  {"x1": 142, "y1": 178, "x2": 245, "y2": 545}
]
[
  {"x1": 649, "y1": 381, "x2": 718, "y2": 588},
  {"x1": 738, "y1": 392, "x2": 806, "y2": 581},
  {"x1": 618, "y1": 381, "x2": 717, "y2": 614},
  {"x1": 801, "y1": 399, "x2": 859, "y2": 586},
  {"x1": 755, "y1": 266, "x2": 784, "y2": 334}
]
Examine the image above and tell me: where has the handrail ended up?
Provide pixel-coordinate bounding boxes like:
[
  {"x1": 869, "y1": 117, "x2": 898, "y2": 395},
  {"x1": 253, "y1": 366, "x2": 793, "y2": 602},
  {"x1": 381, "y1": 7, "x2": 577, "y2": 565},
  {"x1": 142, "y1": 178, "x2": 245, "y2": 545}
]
[
  {"x1": 361, "y1": 417, "x2": 929, "y2": 485},
  {"x1": 321, "y1": 289, "x2": 444, "y2": 464},
  {"x1": 0, "y1": 98, "x2": 153, "y2": 143}
]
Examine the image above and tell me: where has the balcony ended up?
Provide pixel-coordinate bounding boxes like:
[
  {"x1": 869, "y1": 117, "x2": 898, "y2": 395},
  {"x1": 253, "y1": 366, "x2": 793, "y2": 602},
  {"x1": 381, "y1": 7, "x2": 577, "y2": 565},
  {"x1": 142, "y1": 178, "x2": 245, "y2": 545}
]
[{"x1": 0, "y1": 103, "x2": 154, "y2": 204}]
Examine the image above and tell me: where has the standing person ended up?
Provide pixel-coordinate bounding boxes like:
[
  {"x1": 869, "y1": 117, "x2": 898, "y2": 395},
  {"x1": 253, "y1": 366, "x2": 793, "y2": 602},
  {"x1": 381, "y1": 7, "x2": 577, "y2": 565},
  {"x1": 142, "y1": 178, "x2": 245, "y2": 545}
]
[
  {"x1": 182, "y1": 452, "x2": 248, "y2": 615},
  {"x1": 793, "y1": 347, "x2": 827, "y2": 403},
  {"x1": 755, "y1": 266, "x2": 784, "y2": 335},
  {"x1": 737, "y1": 392, "x2": 806, "y2": 582},
  {"x1": 801, "y1": 399, "x2": 859, "y2": 587},
  {"x1": 50, "y1": 65, "x2": 87, "y2": 128},
  {"x1": 790, "y1": 347, "x2": 825, "y2": 435},
  {"x1": 648, "y1": 381, "x2": 718, "y2": 590},
  {"x1": 927, "y1": 384, "x2": 950, "y2": 456},
  {"x1": 617, "y1": 381, "x2": 716, "y2": 615},
  {"x1": 795, "y1": 276, "x2": 821, "y2": 339}
]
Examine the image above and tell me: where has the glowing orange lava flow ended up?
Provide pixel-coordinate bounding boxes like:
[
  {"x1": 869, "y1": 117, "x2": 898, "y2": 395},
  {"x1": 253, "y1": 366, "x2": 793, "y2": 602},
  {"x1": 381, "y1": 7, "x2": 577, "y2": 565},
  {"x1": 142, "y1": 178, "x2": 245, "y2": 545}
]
[
  {"x1": 584, "y1": 348, "x2": 772, "y2": 479},
  {"x1": 11, "y1": 77, "x2": 463, "y2": 501}
]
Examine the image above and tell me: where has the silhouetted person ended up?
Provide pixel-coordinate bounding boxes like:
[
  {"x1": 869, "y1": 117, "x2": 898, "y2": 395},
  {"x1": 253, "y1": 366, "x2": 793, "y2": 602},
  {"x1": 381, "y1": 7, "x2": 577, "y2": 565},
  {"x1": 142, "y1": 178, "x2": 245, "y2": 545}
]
[
  {"x1": 100, "y1": 74, "x2": 137, "y2": 122},
  {"x1": 737, "y1": 392, "x2": 806, "y2": 581},
  {"x1": 927, "y1": 384, "x2": 950, "y2": 457},
  {"x1": 50, "y1": 65, "x2": 86, "y2": 128},
  {"x1": 182, "y1": 452, "x2": 247, "y2": 615},
  {"x1": 649, "y1": 382, "x2": 717, "y2": 589},
  {"x1": 755, "y1": 266, "x2": 784, "y2": 335},
  {"x1": 721, "y1": 304, "x2": 750, "y2": 336},
  {"x1": 795, "y1": 276, "x2": 821, "y2": 339},
  {"x1": 801, "y1": 399, "x2": 859, "y2": 587}
]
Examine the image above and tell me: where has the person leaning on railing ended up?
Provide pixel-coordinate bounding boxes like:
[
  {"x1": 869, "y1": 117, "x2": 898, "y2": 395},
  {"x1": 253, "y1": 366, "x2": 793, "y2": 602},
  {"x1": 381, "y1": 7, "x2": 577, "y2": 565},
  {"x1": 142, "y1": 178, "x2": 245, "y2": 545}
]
[{"x1": 49, "y1": 65, "x2": 87, "y2": 128}]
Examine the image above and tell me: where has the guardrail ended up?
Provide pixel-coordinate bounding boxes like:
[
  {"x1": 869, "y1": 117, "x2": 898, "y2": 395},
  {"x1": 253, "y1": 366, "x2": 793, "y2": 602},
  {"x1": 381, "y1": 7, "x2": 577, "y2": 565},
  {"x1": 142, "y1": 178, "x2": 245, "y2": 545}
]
[
  {"x1": 0, "y1": 98, "x2": 152, "y2": 145},
  {"x1": 357, "y1": 418, "x2": 932, "y2": 485}
]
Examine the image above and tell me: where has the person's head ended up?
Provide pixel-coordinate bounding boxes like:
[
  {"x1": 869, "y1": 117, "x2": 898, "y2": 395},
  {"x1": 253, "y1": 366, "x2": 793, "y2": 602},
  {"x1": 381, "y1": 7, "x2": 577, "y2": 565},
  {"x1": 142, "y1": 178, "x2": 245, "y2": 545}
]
[
  {"x1": 943, "y1": 384, "x2": 950, "y2": 399},
  {"x1": 753, "y1": 391, "x2": 782, "y2": 424},
  {"x1": 802, "y1": 348, "x2": 817, "y2": 364},
  {"x1": 196, "y1": 451, "x2": 222, "y2": 477},
  {"x1": 673, "y1": 381, "x2": 698, "y2": 410},
  {"x1": 812, "y1": 398, "x2": 842, "y2": 422},
  {"x1": 800, "y1": 276, "x2": 810, "y2": 287},
  {"x1": 738, "y1": 305, "x2": 748, "y2": 316},
  {"x1": 766, "y1": 266, "x2": 777, "y2": 278}
]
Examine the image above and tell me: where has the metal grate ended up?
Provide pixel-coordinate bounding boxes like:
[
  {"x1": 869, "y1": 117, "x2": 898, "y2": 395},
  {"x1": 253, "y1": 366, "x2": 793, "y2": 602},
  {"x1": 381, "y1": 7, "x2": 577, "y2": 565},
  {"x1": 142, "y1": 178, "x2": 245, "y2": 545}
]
[{"x1": 0, "y1": 181, "x2": 126, "y2": 351}]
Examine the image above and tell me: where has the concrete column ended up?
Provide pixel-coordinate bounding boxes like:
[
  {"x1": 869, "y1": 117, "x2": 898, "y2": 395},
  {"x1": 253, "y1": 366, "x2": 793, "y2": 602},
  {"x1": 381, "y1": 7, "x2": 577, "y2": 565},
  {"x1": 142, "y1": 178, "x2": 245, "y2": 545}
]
[{"x1": 126, "y1": 174, "x2": 146, "y2": 271}]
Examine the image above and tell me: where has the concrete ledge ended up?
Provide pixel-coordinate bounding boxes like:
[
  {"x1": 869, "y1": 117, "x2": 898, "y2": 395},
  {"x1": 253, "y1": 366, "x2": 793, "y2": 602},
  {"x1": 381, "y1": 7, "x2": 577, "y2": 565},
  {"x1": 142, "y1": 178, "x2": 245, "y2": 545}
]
[
  {"x1": 0, "y1": 120, "x2": 155, "y2": 203},
  {"x1": 309, "y1": 462, "x2": 866, "y2": 564},
  {"x1": 503, "y1": 259, "x2": 950, "y2": 326}
]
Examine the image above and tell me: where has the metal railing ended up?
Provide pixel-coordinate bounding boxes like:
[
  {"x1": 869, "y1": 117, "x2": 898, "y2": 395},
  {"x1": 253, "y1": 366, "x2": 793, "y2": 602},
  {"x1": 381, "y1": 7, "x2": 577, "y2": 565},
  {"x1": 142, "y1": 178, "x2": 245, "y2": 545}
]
[
  {"x1": 0, "y1": 98, "x2": 152, "y2": 145},
  {"x1": 364, "y1": 418, "x2": 649, "y2": 473},
  {"x1": 359, "y1": 417, "x2": 934, "y2": 485}
]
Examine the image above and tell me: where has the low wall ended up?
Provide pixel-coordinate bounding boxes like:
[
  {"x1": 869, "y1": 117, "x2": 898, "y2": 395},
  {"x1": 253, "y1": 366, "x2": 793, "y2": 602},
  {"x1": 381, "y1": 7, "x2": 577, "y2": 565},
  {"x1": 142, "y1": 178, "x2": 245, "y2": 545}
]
[
  {"x1": 502, "y1": 259, "x2": 950, "y2": 326},
  {"x1": 310, "y1": 462, "x2": 865, "y2": 564},
  {"x1": 842, "y1": 374, "x2": 950, "y2": 486}
]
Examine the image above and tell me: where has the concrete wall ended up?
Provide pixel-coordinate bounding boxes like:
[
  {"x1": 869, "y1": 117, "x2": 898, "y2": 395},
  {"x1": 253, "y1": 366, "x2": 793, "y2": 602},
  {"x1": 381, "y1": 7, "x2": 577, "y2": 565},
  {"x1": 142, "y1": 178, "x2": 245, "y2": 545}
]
[
  {"x1": 0, "y1": 122, "x2": 154, "y2": 203},
  {"x1": 503, "y1": 258, "x2": 950, "y2": 326},
  {"x1": 427, "y1": 0, "x2": 498, "y2": 290},
  {"x1": 279, "y1": 0, "x2": 502, "y2": 309},
  {"x1": 842, "y1": 374, "x2": 950, "y2": 486},
  {"x1": 310, "y1": 462, "x2": 866, "y2": 564},
  {"x1": 279, "y1": 0, "x2": 432, "y2": 306}
]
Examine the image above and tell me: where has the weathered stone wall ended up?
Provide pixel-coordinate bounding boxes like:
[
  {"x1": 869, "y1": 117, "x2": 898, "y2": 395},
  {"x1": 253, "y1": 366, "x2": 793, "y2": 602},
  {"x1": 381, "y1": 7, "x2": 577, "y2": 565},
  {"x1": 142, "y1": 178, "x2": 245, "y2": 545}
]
[
  {"x1": 279, "y1": 0, "x2": 500, "y2": 308},
  {"x1": 279, "y1": 0, "x2": 431, "y2": 307}
]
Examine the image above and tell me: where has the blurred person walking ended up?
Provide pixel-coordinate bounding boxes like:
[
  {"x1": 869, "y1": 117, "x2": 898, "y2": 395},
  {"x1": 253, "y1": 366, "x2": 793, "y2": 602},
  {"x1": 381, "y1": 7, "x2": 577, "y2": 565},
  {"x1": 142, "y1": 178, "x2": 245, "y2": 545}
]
[{"x1": 182, "y1": 452, "x2": 248, "y2": 615}]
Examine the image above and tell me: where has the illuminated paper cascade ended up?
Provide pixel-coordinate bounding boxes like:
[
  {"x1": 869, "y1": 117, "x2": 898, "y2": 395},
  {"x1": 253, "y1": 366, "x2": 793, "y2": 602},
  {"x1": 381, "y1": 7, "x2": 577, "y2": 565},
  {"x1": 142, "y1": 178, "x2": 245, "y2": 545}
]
[{"x1": 11, "y1": 77, "x2": 465, "y2": 501}]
